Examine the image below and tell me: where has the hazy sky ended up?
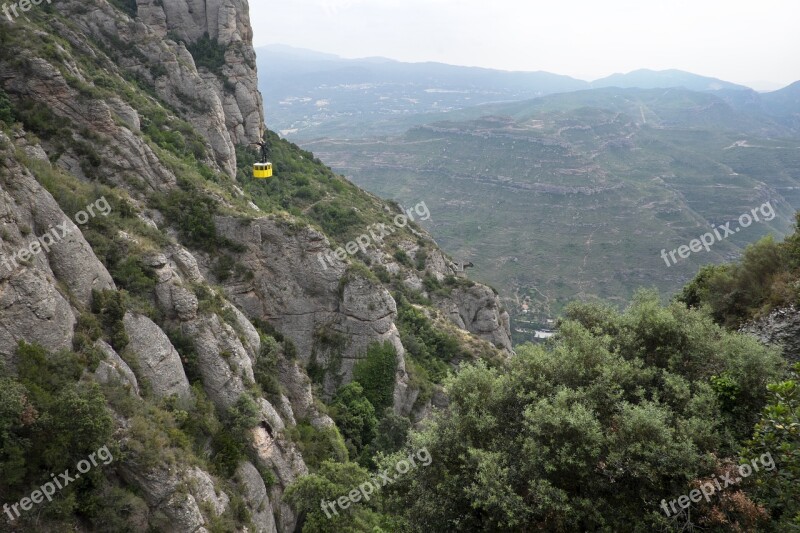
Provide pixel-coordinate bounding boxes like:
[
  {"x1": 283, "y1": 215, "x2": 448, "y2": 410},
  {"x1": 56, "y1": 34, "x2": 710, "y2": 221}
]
[{"x1": 250, "y1": 0, "x2": 800, "y2": 90}]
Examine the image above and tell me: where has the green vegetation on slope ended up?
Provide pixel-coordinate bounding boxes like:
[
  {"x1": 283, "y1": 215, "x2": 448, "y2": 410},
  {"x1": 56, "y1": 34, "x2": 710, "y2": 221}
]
[
  {"x1": 742, "y1": 362, "x2": 800, "y2": 529},
  {"x1": 679, "y1": 213, "x2": 800, "y2": 328}
]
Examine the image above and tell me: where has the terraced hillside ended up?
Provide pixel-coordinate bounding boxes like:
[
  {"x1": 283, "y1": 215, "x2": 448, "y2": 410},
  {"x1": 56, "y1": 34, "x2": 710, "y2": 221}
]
[{"x1": 307, "y1": 88, "x2": 800, "y2": 332}]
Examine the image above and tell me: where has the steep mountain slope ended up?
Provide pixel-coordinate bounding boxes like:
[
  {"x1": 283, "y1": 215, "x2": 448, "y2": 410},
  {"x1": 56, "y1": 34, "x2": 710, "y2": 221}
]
[
  {"x1": 0, "y1": 2, "x2": 508, "y2": 532},
  {"x1": 308, "y1": 87, "x2": 800, "y2": 334}
]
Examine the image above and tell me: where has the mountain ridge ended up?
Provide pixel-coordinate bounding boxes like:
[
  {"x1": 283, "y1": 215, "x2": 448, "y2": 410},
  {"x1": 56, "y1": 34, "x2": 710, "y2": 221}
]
[
  {"x1": 591, "y1": 68, "x2": 751, "y2": 91},
  {"x1": 258, "y1": 44, "x2": 800, "y2": 142}
]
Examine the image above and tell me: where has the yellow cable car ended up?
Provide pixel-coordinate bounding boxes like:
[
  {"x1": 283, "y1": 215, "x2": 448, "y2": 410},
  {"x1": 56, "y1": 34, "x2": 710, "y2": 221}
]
[
  {"x1": 252, "y1": 139, "x2": 274, "y2": 179},
  {"x1": 253, "y1": 162, "x2": 273, "y2": 179}
]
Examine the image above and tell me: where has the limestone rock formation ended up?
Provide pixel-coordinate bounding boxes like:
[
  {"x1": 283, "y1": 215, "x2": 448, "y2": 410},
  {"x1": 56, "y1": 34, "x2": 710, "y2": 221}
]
[
  {"x1": 214, "y1": 215, "x2": 411, "y2": 400},
  {"x1": 741, "y1": 306, "x2": 800, "y2": 362},
  {"x1": 0, "y1": 1, "x2": 512, "y2": 531},
  {"x1": 0, "y1": 133, "x2": 113, "y2": 362},
  {"x1": 93, "y1": 339, "x2": 140, "y2": 395},
  {"x1": 434, "y1": 284, "x2": 513, "y2": 351},
  {"x1": 236, "y1": 461, "x2": 279, "y2": 533},
  {"x1": 119, "y1": 464, "x2": 229, "y2": 533},
  {"x1": 123, "y1": 312, "x2": 192, "y2": 400}
]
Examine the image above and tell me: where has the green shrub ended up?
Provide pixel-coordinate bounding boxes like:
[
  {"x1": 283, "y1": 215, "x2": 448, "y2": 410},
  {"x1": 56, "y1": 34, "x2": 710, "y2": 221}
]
[
  {"x1": 330, "y1": 383, "x2": 378, "y2": 458},
  {"x1": 373, "y1": 264, "x2": 391, "y2": 283},
  {"x1": 0, "y1": 88, "x2": 14, "y2": 124},
  {"x1": 285, "y1": 422, "x2": 348, "y2": 471},
  {"x1": 73, "y1": 312, "x2": 103, "y2": 352},
  {"x1": 352, "y1": 342, "x2": 397, "y2": 413},
  {"x1": 710, "y1": 372, "x2": 741, "y2": 415},
  {"x1": 309, "y1": 200, "x2": 366, "y2": 238},
  {"x1": 228, "y1": 394, "x2": 260, "y2": 435},
  {"x1": 209, "y1": 395, "x2": 260, "y2": 478},
  {"x1": 371, "y1": 410, "x2": 411, "y2": 456},
  {"x1": 395, "y1": 295, "x2": 461, "y2": 383},
  {"x1": 742, "y1": 362, "x2": 800, "y2": 529},
  {"x1": 284, "y1": 460, "x2": 395, "y2": 532},
  {"x1": 415, "y1": 248, "x2": 428, "y2": 270},
  {"x1": 14, "y1": 99, "x2": 71, "y2": 140},
  {"x1": 111, "y1": 257, "x2": 157, "y2": 298},
  {"x1": 141, "y1": 107, "x2": 207, "y2": 160},
  {"x1": 158, "y1": 182, "x2": 219, "y2": 249},
  {"x1": 86, "y1": 486, "x2": 149, "y2": 533},
  {"x1": 185, "y1": 33, "x2": 227, "y2": 73},
  {"x1": 92, "y1": 289, "x2": 129, "y2": 351},
  {"x1": 679, "y1": 235, "x2": 793, "y2": 327},
  {"x1": 210, "y1": 428, "x2": 246, "y2": 478},
  {"x1": 108, "y1": 0, "x2": 137, "y2": 17},
  {"x1": 16, "y1": 342, "x2": 84, "y2": 407},
  {"x1": 211, "y1": 254, "x2": 236, "y2": 281},
  {"x1": 166, "y1": 327, "x2": 202, "y2": 384},
  {"x1": 254, "y1": 335, "x2": 282, "y2": 398},
  {"x1": 2, "y1": 343, "x2": 114, "y2": 517},
  {"x1": 393, "y1": 248, "x2": 412, "y2": 267}
]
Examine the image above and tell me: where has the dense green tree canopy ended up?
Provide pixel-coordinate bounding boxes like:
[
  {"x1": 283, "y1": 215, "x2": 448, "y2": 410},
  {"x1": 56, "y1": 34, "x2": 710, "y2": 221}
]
[{"x1": 377, "y1": 292, "x2": 783, "y2": 532}]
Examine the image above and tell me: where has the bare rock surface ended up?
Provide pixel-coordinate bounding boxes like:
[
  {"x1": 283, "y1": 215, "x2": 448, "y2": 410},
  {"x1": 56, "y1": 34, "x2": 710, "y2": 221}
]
[
  {"x1": 236, "y1": 462, "x2": 279, "y2": 533},
  {"x1": 123, "y1": 312, "x2": 191, "y2": 400},
  {"x1": 741, "y1": 306, "x2": 800, "y2": 362}
]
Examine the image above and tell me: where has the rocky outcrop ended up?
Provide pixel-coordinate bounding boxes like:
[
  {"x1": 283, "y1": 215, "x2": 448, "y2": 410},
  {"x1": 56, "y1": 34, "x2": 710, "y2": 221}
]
[
  {"x1": 251, "y1": 424, "x2": 307, "y2": 533},
  {"x1": 119, "y1": 464, "x2": 229, "y2": 533},
  {"x1": 123, "y1": 312, "x2": 192, "y2": 400},
  {"x1": 396, "y1": 243, "x2": 513, "y2": 351},
  {"x1": 741, "y1": 306, "x2": 800, "y2": 362},
  {"x1": 0, "y1": 133, "x2": 114, "y2": 362},
  {"x1": 93, "y1": 339, "x2": 140, "y2": 395},
  {"x1": 236, "y1": 462, "x2": 279, "y2": 533},
  {"x1": 276, "y1": 355, "x2": 335, "y2": 428},
  {"x1": 187, "y1": 467, "x2": 230, "y2": 517},
  {"x1": 6, "y1": 0, "x2": 262, "y2": 181},
  {"x1": 0, "y1": 266, "x2": 76, "y2": 363},
  {"x1": 215, "y1": 215, "x2": 411, "y2": 400},
  {"x1": 0, "y1": 47, "x2": 180, "y2": 191},
  {"x1": 137, "y1": 0, "x2": 265, "y2": 170},
  {"x1": 434, "y1": 284, "x2": 513, "y2": 351}
]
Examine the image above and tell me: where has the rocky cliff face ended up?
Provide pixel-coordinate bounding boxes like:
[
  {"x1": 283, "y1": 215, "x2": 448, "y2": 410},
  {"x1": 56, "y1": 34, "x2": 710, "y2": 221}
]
[
  {"x1": 741, "y1": 306, "x2": 800, "y2": 362},
  {"x1": 0, "y1": 2, "x2": 510, "y2": 531},
  {"x1": 0, "y1": 135, "x2": 113, "y2": 360},
  {"x1": 137, "y1": 0, "x2": 265, "y2": 169}
]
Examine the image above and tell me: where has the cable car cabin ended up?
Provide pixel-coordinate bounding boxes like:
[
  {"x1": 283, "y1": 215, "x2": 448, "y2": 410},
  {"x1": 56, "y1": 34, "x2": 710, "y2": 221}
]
[{"x1": 253, "y1": 162, "x2": 273, "y2": 179}]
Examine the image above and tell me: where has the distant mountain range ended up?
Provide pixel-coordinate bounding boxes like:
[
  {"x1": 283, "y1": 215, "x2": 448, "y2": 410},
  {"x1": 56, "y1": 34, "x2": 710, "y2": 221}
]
[
  {"x1": 257, "y1": 45, "x2": 797, "y2": 139},
  {"x1": 591, "y1": 69, "x2": 750, "y2": 91},
  {"x1": 258, "y1": 44, "x2": 587, "y2": 138}
]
